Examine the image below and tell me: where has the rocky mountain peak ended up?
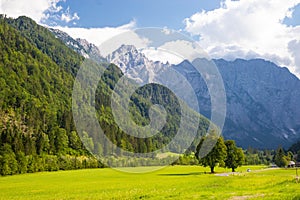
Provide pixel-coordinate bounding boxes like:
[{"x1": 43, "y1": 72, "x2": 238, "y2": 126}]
[
  {"x1": 49, "y1": 28, "x2": 105, "y2": 62},
  {"x1": 107, "y1": 45, "x2": 171, "y2": 84},
  {"x1": 50, "y1": 28, "x2": 300, "y2": 148}
]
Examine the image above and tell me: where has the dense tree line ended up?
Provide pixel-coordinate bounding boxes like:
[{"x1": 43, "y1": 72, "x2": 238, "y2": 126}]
[
  {"x1": 194, "y1": 137, "x2": 297, "y2": 172},
  {"x1": 244, "y1": 147, "x2": 274, "y2": 165},
  {"x1": 244, "y1": 145, "x2": 296, "y2": 167},
  {"x1": 288, "y1": 140, "x2": 300, "y2": 162}
]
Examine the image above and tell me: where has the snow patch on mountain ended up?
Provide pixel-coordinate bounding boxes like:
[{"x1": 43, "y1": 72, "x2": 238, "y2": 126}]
[{"x1": 107, "y1": 44, "x2": 171, "y2": 84}]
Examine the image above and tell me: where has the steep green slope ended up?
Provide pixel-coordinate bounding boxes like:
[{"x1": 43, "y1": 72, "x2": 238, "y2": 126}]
[
  {"x1": 5, "y1": 16, "x2": 83, "y2": 76},
  {"x1": 0, "y1": 15, "x2": 210, "y2": 174},
  {"x1": 0, "y1": 16, "x2": 98, "y2": 175},
  {"x1": 94, "y1": 65, "x2": 210, "y2": 156}
]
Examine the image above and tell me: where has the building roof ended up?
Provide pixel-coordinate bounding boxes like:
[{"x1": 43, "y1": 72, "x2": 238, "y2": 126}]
[{"x1": 289, "y1": 161, "x2": 296, "y2": 165}]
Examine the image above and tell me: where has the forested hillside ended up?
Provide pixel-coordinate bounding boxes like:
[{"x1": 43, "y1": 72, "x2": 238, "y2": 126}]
[
  {"x1": 0, "y1": 16, "x2": 210, "y2": 175},
  {"x1": 0, "y1": 15, "x2": 102, "y2": 175}
]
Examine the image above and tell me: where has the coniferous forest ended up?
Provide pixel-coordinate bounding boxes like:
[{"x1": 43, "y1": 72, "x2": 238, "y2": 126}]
[
  {"x1": 0, "y1": 15, "x2": 101, "y2": 175},
  {"x1": 0, "y1": 15, "x2": 212, "y2": 175}
]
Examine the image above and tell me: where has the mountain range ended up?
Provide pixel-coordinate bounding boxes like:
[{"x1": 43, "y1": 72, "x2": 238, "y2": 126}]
[
  {"x1": 51, "y1": 28, "x2": 300, "y2": 149},
  {"x1": 0, "y1": 14, "x2": 298, "y2": 151}
]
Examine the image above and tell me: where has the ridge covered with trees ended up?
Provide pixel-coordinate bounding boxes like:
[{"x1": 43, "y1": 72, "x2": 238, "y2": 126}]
[
  {"x1": 0, "y1": 15, "x2": 211, "y2": 175},
  {"x1": 0, "y1": 15, "x2": 101, "y2": 175}
]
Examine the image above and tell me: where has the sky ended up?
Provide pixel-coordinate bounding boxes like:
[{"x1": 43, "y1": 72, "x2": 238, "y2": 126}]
[{"x1": 1, "y1": 0, "x2": 300, "y2": 77}]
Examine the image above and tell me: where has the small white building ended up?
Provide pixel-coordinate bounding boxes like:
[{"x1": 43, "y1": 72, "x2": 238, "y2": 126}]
[
  {"x1": 269, "y1": 163, "x2": 278, "y2": 168},
  {"x1": 287, "y1": 161, "x2": 296, "y2": 168}
]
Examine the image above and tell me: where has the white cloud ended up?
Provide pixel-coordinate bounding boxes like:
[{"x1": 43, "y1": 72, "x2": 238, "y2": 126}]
[
  {"x1": 0, "y1": 0, "x2": 55, "y2": 22},
  {"x1": 142, "y1": 48, "x2": 184, "y2": 64},
  {"x1": 289, "y1": 39, "x2": 300, "y2": 74},
  {"x1": 142, "y1": 40, "x2": 209, "y2": 64},
  {"x1": 54, "y1": 20, "x2": 138, "y2": 56},
  {"x1": 184, "y1": 0, "x2": 300, "y2": 77},
  {"x1": 159, "y1": 40, "x2": 208, "y2": 61},
  {"x1": 0, "y1": 0, "x2": 79, "y2": 24},
  {"x1": 60, "y1": 7, "x2": 79, "y2": 23},
  {"x1": 99, "y1": 26, "x2": 150, "y2": 57}
]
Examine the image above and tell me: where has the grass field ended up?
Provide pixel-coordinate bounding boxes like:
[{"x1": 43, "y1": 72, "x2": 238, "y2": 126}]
[{"x1": 0, "y1": 165, "x2": 299, "y2": 200}]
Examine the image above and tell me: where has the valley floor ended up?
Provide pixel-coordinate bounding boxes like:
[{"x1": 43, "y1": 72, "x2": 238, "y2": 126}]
[{"x1": 0, "y1": 165, "x2": 299, "y2": 199}]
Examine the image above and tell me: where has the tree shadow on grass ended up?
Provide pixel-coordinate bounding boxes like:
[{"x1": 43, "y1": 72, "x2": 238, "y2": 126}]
[{"x1": 158, "y1": 172, "x2": 205, "y2": 176}]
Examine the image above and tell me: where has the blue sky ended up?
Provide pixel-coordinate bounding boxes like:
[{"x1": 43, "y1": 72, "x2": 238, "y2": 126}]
[
  {"x1": 284, "y1": 4, "x2": 300, "y2": 27},
  {"x1": 0, "y1": 0, "x2": 300, "y2": 77},
  {"x1": 43, "y1": 0, "x2": 300, "y2": 28},
  {"x1": 48, "y1": 0, "x2": 222, "y2": 28}
]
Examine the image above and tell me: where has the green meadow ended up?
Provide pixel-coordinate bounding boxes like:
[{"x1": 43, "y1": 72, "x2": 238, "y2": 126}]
[{"x1": 0, "y1": 165, "x2": 299, "y2": 200}]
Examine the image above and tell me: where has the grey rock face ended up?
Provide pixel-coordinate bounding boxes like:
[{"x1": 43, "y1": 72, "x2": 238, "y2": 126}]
[
  {"x1": 50, "y1": 29, "x2": 300, "y2": 148},
  {"x1": 176, "y1": 59, "x2": 300, "y2": 148}
]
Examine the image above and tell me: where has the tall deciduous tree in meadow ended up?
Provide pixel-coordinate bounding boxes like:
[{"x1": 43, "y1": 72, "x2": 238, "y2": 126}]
[
  {"x1": 196, "y1": 130, "x2": 227, "y2": 173},
  {"x1": 224, "y1": 140, "x2": 245, "y2": 172}
]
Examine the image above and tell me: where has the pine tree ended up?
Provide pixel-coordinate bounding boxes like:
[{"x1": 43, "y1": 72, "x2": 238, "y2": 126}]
[
  {"x1": 16, "y1": 151, "x2": 27, "y2": 174},
  {"x1": 0, "y1": 144, "x2": 18, "y2": 175},
  {"x1": 274, "y1": 147, "x2": 288, "y2": 167}
]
